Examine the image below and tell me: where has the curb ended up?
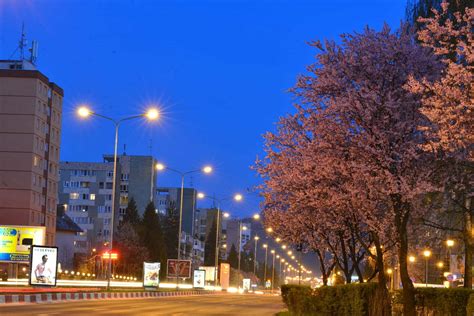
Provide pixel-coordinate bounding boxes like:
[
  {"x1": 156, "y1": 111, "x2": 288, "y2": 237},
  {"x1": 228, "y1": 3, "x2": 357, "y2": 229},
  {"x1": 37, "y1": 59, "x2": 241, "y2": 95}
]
[{"x1": 0, "y1": 290, "x2": 217, "y2": 305}]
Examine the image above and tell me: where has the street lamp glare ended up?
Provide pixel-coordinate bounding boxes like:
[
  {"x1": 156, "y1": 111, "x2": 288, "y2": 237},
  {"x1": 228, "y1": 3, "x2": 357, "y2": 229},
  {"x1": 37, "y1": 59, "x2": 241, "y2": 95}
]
[
  {"x1": 263, "y1": 244, "x2": 268, "y2": 248},
  {"x1": 145, "y1": 108, "x2": 159, "y2": 120},
  {"x1": 387, "y1": 268, "x2": 393, "y2": 274},
  {"x1": 254, "y1": 236, "x2": 259, "y2": 241},
  {"x1": 223, "y1": 212, "x2": 230, "y2": 218},
  {"x1": 266, "y1": 227, "x2": 273, "y2": 233},
  {"x1": 287, "y1": 251, "x2": 292, "y2": 256},
  {"x1": 242, "y1": 226, "x2": 248, "y2": 231},
  {"x1": 202, "y1": 165, "x2": 213, "y2": 174},
  {"x1": 275, "y1": 237, "x2": 281, "y2": 243},
  {"x1": 423, "y1": 250, "x2": 431, "y2": 258},
  {"x1": 437, "y1": 261, "x2": 444, "y2": 268},
  {"x1": 282, "y1": 245, "x2": 287, "y2": 249},
  {"x1": 77, "y1": 106, "x2": 92, "y2": 118},
  {"x1": 447, "y1": 239, "x2": 455, "y2": 247},
  {"x1": 271, "y1": 250, "x2": 275, "y2": 254},
  {"x1": 253, "y1": 213, "x2": 260, "y2": 220},
  {"x1": 234, "y1": 194, "x2": 243, "y2": 201},
  {"x1": 155, "y1": 163, "x2": 165, "y2": 171},
  {"x1": 408, "y1": 256, "x2": 416, "y2": 263},
  {"x1": 197, "y1": 192, "x2": 205, "y2": 199}
]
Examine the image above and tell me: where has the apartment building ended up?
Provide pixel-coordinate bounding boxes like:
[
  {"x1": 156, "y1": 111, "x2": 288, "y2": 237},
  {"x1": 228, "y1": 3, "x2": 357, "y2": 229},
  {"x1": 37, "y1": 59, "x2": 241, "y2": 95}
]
[{"x1": 0, "y1": 60, "x2": 63, "y2": 245}]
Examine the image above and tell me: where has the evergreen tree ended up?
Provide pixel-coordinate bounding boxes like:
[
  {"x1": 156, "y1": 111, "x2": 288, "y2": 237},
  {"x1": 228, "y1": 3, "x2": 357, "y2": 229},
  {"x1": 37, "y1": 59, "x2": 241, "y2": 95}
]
[
  {"x1": 161, "y1": 201, "x2": 179, "y2": 259},
  {"x1": 141, "y1": 202, "x2": 167, "y2": 278},
  {"x1": 114, "y1": 222, "x2": 149, "y2": 276},
  {"x1": 121, "y1": 198, "x2": 140, "y2": 226},
  {"x1": 227, "y1": 244, "x2": 238, "y2": 269},
  {"x1": 204, "y1": 218, "x2": 217, "y2": 266}
]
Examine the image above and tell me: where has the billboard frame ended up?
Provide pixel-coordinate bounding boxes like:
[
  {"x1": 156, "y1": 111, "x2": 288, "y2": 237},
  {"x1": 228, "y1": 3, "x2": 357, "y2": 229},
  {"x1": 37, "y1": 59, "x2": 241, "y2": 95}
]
[
  {"x1": 28, "y1": 245, "x2": 59, "y2": 287},
  {"x1": 166, "y1": 259, "x2": 192, "y2": 279}
]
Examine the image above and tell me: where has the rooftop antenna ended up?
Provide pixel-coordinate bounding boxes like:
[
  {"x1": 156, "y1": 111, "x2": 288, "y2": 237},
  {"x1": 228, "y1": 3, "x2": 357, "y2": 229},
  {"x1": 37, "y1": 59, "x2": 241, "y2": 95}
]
[
  {"x1": 19, "y1": 23, "x2": 27, "y2": 61},
  {"x1": 123, "y1": 144, "x2": 127, "y2": 156},
  {"x1": 29, "y1": 40, "x2": 38, "y2": 64}
]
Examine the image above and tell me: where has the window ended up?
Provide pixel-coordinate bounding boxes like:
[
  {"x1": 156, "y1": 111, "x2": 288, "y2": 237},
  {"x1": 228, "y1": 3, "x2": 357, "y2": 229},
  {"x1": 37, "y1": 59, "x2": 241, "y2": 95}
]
[
  {"x1": 33, "y1": 156, "x2": 40, "y2": 167},
  {"x1": 106, "y1": 182, "x2": 113, "y2": 189},
  {"x1": 63, "y1": 181, "x2": 69, "y2": 188},
  {"x1": 106, "y1": 194, "x2": 112, "y2": 201},
  {"x1": 70, "y1": 193, "x2": 79, "y2": 199},
  {"x1": 90, "y1": 194, "x2": 96, "y2": 201},
  {"x1": 99, "y1": 182, "x2": 104, "y2": 189},
  {"x1": 107, "y1": 171, "x2": 113, "y2": 177},
  {"x1": 81, "y1": 181, "x2": 90, "y2": 188}
]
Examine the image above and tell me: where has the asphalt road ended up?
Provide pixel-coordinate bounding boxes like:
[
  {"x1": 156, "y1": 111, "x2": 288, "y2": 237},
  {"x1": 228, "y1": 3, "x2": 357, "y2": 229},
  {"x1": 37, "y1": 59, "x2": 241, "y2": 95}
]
[{"x1": 0, "y1": 294, "x2": 284, "y2": 315}]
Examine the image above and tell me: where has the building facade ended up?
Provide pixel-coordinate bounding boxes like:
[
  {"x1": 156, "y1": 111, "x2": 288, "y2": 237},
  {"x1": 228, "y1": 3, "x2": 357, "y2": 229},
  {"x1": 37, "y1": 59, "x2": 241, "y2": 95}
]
[
  {"x1": 104, "y1": 154, "x2": 156, "y2": 217},
  {"x1": 0, "y1": 60, "x2": 63, "y2": 245},
  {"x1": 58, "y1": 161, "x2": 119, "y2": 255},
  {"x1": 155, "y1": 187, "x2": 197, "y2": 236}
]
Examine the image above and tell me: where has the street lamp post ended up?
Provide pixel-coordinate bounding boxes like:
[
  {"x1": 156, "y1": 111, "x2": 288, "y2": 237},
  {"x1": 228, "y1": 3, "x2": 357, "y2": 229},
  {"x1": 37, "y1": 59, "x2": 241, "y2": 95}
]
[
  {"x1": 197, "y1": 193, "x2": 242, "y2": 287},
  {"x1": 156, "y1": 164, "x2": 212, "y2": 287},
  {"x1": 423, "y1": 250, "x2": 431, "y2": 287},
  {"x1": 253, "y1": 236, "x2": 259, "y2": 276},
  {"x1": 263, "y1": 244, "x2": 268, "y2": 288},
  {"x1": 237, "y1": 222, "x2": 248, "y2": 289},
  {"x1": 271, "y1": 250, "x2": 275, "y2": 293},
  {"x1": 77, "y1": 106, "x2": 159, "y2": 290}
]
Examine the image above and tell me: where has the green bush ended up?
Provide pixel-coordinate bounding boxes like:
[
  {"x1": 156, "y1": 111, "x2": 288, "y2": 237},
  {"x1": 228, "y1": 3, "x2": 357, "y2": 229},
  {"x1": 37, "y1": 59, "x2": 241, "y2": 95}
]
[
  {"x1": 392, "y1": 288, "x2": 474, "y2": 316},
  {"x1": 281, "y1": 283, "x2": 378, "y2": 316}
]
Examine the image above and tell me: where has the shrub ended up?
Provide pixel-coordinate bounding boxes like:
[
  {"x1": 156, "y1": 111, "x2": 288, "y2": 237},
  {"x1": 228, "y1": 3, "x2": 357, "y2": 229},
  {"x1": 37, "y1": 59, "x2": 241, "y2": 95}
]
[
  {"x1": 281, "y1": 283, "x2": 378, "y2": 316},
  {"x1": 392, "y1": 288, "x2": 474, "y2": 316}
]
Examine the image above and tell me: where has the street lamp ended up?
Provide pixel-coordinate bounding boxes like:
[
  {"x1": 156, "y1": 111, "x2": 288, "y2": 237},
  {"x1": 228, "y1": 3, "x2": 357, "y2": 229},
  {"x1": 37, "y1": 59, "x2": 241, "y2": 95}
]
[
  {"x1": 387, "y1": 268, "x2": 393, "y2": 290},
  {"x1": 271, "y1": 249, "x2": 276, "y2": 293},
  {"x1": 263, "y1": 244, "x2": 268, "y2": 287},
  {"x1": 254, "y1": 236, "x2": 260, "y2": 277},
  {"x1": 77, "y1": 105, "x2": 159, "y2": 290},
  {"x1": 408, "y1": 255, "x2": 416, "y2": 263},
  {"x1": 423, "y1": 249, "x2": 431, "y2": 287},
  {"x1": 238, "y1": 223, "x2": 248, "y2": 289},
  {"x1": 156, "y1": 164, "x2": 212, "y2": 286},
  {"x1": 197, "y1": 193, "x2": 242, "y2": 287}
]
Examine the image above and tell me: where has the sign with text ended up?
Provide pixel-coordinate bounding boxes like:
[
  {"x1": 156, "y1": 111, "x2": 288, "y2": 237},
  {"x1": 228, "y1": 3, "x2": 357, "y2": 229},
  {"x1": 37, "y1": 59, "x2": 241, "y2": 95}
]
[
  {"x1": 0, "y1": 226, "x2": 45, "y2": 262},
  {"x1": 219, "y1": 263, "x2": 230, "y2": 290},
  {"x1": 29, "y1": 245, "x2": 58, "y2": 286},
  {"x1": 193, "y1": 269, "x2": 206, "y2": 288},
  {"x1": 143, "y1": 262, "x2": 160, "y2": 288},
  {"x1": 167, "y1": 259, "x2": 191, "y2": 278}
]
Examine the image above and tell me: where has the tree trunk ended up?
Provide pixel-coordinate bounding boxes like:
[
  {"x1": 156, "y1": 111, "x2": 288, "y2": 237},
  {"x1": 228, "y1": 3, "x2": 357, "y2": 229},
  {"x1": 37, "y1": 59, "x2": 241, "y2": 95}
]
[
  {"x1": 464, "y1": 197, "x2": 472, "y2": 289},
  {"x1": 396, "y1": 209, "x2": 416, "y2": 316},
  {"x1": 371, "y1": 234, "x2": 391, "y2": 316}
]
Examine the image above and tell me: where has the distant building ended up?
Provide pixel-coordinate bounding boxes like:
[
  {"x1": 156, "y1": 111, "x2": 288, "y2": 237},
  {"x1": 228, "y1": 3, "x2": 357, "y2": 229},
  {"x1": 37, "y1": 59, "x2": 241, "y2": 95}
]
[
  {"x1": 104, "y1": 154, "x2": 156, "y2": 217},
  {"x1": 155, "y1": 187, "x2": 197, "y2": 236},
  {"x1": 58, "y1": 161, "x2": 118, "y2": 255},
  {"x1": 226, "y1": 218, "x2": 252, "y2": 252},
  {"x1": 0, "y1": 59, "x2": 63, "y2": 246},
  {"x1": 194, "y1": 208, "x2": 229, "y2": 261},
  {"x1": 56, "y1": 205, "x2": 82, "y2": 269}
]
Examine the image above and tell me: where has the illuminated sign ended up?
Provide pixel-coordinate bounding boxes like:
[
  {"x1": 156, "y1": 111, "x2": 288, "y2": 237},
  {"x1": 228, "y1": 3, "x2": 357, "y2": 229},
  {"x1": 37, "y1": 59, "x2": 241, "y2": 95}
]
[
  {"x1": 193, "y1": 270, "x2": 206, "y2": 288},
  {"x1": 143, "y1": 262, "x2": 160, "y2": 288},
  {"x1": 102, "y1": 252, "x2": 118, "y2": 260},
  {"x1": 0, "y1": 226, "x2": 45, "y2": 262},
  {"x1": 29, "y1": 245, "x2": 58, "y2": 287},
  {"x1": 167, "y1": 259, "x2": 191, "y2": 278}
]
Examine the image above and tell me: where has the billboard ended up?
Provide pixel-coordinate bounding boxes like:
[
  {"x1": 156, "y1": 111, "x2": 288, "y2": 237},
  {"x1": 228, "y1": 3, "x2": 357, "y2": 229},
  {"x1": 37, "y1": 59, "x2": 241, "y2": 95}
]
[
  {"x1": 243, "y1": 278, "x2": 251, "y2": 291},
  {"x1": 29, "y1": 245, "x2": 58, "y2": 286},
  {"x1": 220, "y1": 263, "x2": 230, "y2": 290},
  {"x1": 0, "y1": 226, "x2": 45, "y2": 262},
  {"x1": 143, "y1": 262, "x2": 160, "y2": 288},
  {"x1": 167, "y1": 259, "x2": 192, "y2": 278},
  {"x1": 198, "y1": 266, "x2": 216, "y2": 281},
  {"x1": 193, "y1": 269, "x2": 206, "y2": 288}
]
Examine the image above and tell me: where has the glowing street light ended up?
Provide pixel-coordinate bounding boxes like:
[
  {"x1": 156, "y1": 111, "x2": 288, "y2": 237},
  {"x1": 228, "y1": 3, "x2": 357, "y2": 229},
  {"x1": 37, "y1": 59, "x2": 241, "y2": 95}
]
[
  {"x1": 253, "y1": 213, "x2": 260, "y2": 220},
  {"x1": 446, "y1": 239, "x2": 455, "y2": 247},
  {"x1": 408, "y1": 255, "x2": 416, "y2": 263},
  {"x1": 266, "y1": 227, "x2": 273, "y2": 233},
  {"x1": 75, "y1": 104, "x2": 159, "y2": 290},
  {"x1": 423, "y1": 249, "x2": 431, "y2": 287}
]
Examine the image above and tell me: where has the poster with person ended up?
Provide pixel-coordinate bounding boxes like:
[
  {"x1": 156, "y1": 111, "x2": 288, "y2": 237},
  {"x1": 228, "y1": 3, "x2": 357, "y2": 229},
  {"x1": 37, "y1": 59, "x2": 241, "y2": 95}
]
[{"x1": 29, "y1": 245, "x2": 58, "y2": 286}]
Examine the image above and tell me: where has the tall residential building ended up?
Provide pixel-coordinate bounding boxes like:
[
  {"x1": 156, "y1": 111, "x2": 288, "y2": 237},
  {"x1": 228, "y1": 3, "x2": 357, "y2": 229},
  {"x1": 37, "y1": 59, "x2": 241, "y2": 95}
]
[
  {"x1": 58, "y1": 161, "x2": 119, "y2": 256},
  {"x1": 103, "y1": 154, "x2": 156, "y2": 217},
  {"x1": 226, "y1": 218, "x2": 252, "y2": 252},
  {"x1": 0, "y1": 60, "x2": 63, "y2": 245},
  {"x1": 155, "y1": 187, "x2": 197, "y2": 236}
]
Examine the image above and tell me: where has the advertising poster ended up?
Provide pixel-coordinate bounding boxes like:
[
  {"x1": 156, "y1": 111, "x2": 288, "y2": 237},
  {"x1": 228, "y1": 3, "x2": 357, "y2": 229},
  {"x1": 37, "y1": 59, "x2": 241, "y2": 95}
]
[
  {"x1": 167, "y1": 259, "x2": 192, "y2": 278},
  {"x1": 220, "y1": 263, "x2": 230, "y2": 290},
  {"x1": 143, "y1": 262, "x2": 160, "y2": 288},
  {"x1": 193, "y1": 269, "x2": 206, "y2": 288},
  {"x1": 0, "y1": 226, "x2": 45, "y2": 262},
  {"x1": 243, "y1": 278, "x2": 251, "y2": 291},
  {"x1": 29, "y1": 245, "x2": 58, "y2": 286},
  {"x1": 198, "y1": 266, "x2": 216, "y2": 281}
]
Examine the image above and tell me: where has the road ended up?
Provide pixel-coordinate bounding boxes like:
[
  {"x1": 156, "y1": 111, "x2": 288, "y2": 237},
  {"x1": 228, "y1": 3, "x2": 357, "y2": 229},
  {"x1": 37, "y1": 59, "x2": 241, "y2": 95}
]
[{"x1": 0, "y1": 293, "x2": 284, "y2": 315}]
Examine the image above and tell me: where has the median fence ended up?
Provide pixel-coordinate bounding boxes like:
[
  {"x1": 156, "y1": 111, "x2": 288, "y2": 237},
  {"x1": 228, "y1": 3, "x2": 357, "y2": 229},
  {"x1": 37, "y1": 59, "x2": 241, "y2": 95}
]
[{"x1": 0, "y1": 290, "x2": 217, "y2": 305}]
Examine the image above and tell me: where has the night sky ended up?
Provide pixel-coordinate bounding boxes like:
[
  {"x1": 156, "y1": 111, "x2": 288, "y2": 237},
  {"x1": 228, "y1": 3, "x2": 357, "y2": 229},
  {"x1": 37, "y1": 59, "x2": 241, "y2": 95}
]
[{"x1": 1, "y1": 0, "x2": 406, "y2": 218}]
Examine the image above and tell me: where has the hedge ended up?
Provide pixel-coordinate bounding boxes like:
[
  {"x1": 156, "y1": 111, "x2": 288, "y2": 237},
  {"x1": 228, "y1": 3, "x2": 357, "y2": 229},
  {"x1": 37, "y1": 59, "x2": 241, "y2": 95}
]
[
  {"x1": 282, "y1": 284, "x2": 474, "y2": 316},
  {"x1": 281, "y1": 283, "x2": 378, "y2": 316},
  {"x1": 392, "y1": 288, "x2": 474, "y2": 316}
]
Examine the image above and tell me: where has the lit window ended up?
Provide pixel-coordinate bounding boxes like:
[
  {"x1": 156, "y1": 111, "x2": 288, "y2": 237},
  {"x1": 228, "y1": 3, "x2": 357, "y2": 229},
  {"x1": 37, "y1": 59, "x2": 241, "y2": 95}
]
[
  {"x1": 33, "y1": 156, "x2": 40, "y2": 167},
  {"x1": 70, "y1": 193, "x2": 79, "y2": 199},
  {"x1": 90, "y1": 194, "x2": 96, "y2": 200}
]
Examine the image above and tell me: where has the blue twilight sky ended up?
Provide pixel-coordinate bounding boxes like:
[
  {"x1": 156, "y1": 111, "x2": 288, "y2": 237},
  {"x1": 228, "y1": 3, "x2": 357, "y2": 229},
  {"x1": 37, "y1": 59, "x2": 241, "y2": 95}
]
[{"x1": 0, "y1": 0, "x2": 407, "y2": 217}]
